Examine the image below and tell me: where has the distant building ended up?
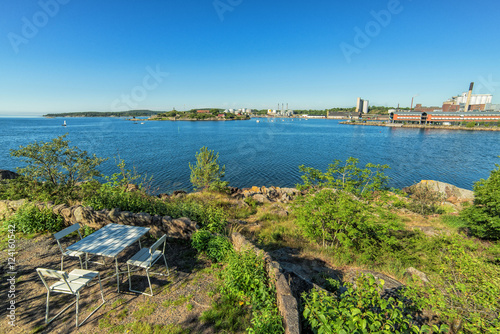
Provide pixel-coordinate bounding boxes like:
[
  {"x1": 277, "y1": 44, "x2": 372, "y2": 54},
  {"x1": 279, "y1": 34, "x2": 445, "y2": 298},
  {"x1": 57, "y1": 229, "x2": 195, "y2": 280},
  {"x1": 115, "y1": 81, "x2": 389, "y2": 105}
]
[
  {"x1": 197, "y1": 110, "x2": 210, "y2": 113},
  {"x1": 356, "y1": 97, "x2": 369, "y2": 114},
  {"x1": 442, "y1": 93, "x2": 492, "y2": 112},
  {"x1": 414, "y1": 104, "x2": 441, "y2": 112},
  {"x1": 390, "y1": 111, "x2": 500, "y2": 124}
]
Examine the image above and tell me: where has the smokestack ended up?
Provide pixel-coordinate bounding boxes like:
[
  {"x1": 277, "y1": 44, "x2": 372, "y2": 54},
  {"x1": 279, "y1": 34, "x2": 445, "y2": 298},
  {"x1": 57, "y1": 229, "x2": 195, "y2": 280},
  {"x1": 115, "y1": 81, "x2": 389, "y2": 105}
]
[{"x1": 464, "y1": 82, "x2": 474, "y2": 112}]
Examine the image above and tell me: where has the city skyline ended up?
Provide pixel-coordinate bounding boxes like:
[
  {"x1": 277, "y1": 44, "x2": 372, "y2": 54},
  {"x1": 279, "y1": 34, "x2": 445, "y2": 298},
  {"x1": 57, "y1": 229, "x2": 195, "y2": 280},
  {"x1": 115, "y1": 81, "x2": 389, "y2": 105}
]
[{"x1": 1, "y1": 0, "x2": 499, "y2": 116}]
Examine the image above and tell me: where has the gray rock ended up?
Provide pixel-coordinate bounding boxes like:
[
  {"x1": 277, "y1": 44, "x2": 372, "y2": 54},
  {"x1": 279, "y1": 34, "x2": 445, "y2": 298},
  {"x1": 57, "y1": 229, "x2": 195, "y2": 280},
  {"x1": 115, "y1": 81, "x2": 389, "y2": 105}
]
[
  {"x1": 404, "y1": 267, "x2": 430, "y2": 283},
  {"x1": 0, "y1": 170, "x2": 19, "y2": 180},
  {"x1": 406, "y1": 180, "x2": 474, "y2": 201},
  {"x1": 108, "y1": 208, "x2": 121, "y2": 222},
  {"x1": 252, "y1": 193, "x2": 271, "y2": 203}
]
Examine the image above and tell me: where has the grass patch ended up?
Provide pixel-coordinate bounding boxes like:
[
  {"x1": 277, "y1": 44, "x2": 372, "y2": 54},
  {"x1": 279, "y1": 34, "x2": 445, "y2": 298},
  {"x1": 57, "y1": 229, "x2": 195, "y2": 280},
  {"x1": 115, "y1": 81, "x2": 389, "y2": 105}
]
[
  {"x1": 125, "y1": 321, "x2": 190, "y2": 334},
  {"x1": 441, "y1": 214, "x2": 468, "y2": 229},
  {"x1": 162, "y1": 294, "x2": 193, "y2": 308},
  {"x1": 133, "y1": 301, "x2": 156, "y2": 319},
  {"x1": 200, "y1": 296, "x2": 252, "y2": 332}
]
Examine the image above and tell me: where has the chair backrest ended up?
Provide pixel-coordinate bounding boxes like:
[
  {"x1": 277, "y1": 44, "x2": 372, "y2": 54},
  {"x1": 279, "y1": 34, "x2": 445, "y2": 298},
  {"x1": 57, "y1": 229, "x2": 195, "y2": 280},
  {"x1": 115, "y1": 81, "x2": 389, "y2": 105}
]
[
  {"x1": 36, "y1": 268, "x2": 73, "y2": 293},
  {"x1": 54, "y1": 223, "x2": 81, "y2": 241},
  {"x1": 150, "y1": 235, "x2": 167, "y2": 255}
]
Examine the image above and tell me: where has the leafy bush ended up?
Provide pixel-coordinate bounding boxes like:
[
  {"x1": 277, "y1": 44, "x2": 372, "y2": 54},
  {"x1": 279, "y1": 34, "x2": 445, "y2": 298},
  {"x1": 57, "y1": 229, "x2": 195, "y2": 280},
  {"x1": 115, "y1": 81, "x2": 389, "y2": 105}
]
[
  {"x1": 302, "y1": 273, "x2": 445, "y2": 334},
  {"x1": 405, "y1": 184, "x2": 444, "y2": 215},
  {"x1": 297, "y1": 157, "x2": 389, "y2": 197},
  {"x1": 191, "y1": 230, "x2": 212, "y2": 252},
  {"x1": 84, "y1": 185, "x2": 227, "y2": 233},
  {"x1": 191, "y1": 231, "x2": 233, "y2": 263},
  {"x1": 460, "y1": 162, "x2": 500, "y2": 240},
  {"x1": 292, "y1": 189, "x2": 374, "y2": 248},
  {"x1": 219, "y1": 249, "x2": 283, "y2": 334},
  {"x1": 10, "y1": 134, "x2": 106, "y2": 192},
  {"x1": 206, "y1": 235, "x2": 233, "y2": 263},
  {"x1": 406, "y1": 237, "x2": 500, "y2": 333},
  {"x1": 6, "y1": 203, "x2": 63, "y2": 234},
  {"x1": 189, "y1": 146, "x2": 229, "y2": 192}
]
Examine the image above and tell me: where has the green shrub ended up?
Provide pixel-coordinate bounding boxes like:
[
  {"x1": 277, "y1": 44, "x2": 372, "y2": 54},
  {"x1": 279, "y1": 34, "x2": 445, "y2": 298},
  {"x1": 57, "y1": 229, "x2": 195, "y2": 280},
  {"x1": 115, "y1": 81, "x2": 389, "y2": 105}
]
[
  {"x1": 189, "y1": 146, "x2": 228, "y2": 192},
  {"x1": 216, "y1": 249, "x2": 284, "y2": 333},
  {"x1": 10, "y1": 134, "x2": 106, "y2": 193},
  {"x1": 460, "y1": 163, "x2": 500, "y2": 240},
  {"x1": 405, "y1": 184, "x2": 444, "y2": 215},
  {"x1": 292, "y1": 189, "x2": 374, "y2": 248},
  {"x1": 191, "y1": 231, "x2": 232, "y2": 263},
  {"x1": 206, "y1": 235, "x2": 233, "y2": 263},
  {"x1": 406, "y1": 236, "x2": 500, "y2": 333},
  {"x1": 84, "y1": 185, "x2": 227, "y2": 233},
  {"x1": 191, "y1": 230, "x2": 212, "y2": 252},
  {"x1": 6, "y1": 203, "x2": 63, "y2": 234},
  {"x1": 297, "y1": 157, "x2": 389, "y2": 197},
  {"x1": 302, "y1": 273, "x2": 445, "y2": 334}
]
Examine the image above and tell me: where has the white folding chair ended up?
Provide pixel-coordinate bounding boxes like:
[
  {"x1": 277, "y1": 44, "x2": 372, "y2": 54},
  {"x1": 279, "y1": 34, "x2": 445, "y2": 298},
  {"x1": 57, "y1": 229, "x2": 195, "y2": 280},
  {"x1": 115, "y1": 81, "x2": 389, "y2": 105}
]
[
  {"x1": 54, "y1": 223, "x2": 87, "y2": 271},
  {"x1": 36, "y1": 268, "x2": 105, "y2": 327},
  {"x1": 127, "y1": 234, "x2": 169, "y2": 296}
]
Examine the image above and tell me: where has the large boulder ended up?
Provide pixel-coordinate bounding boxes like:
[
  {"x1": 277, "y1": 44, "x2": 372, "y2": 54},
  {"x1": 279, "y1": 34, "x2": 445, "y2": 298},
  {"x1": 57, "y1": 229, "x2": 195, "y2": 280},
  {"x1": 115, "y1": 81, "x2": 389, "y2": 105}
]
[
  {"x1": 0, "y1": 170, "x2": 19, "y2": 180},
  {"x1": 404, "y1": 180, "x2": 474, "y2": 202}
]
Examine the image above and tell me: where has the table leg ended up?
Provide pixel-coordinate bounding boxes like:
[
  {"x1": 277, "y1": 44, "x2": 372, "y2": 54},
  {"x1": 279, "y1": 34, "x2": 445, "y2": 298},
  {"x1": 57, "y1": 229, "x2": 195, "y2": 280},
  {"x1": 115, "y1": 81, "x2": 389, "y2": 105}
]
[{"x1": 115, "y1": 257, "x2": 120, "y2": 293}]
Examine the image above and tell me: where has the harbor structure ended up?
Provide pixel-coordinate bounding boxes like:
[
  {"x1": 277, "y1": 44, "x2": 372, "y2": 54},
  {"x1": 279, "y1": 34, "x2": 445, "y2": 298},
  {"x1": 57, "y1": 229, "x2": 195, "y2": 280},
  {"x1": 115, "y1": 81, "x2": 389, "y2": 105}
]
[{"x1": 390, "y1": 111, "x2": 500, "y2": 125}]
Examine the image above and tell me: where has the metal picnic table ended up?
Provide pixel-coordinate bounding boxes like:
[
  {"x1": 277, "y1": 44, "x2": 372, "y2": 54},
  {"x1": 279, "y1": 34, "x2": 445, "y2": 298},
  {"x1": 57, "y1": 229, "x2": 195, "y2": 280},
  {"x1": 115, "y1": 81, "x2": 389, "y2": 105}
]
[{"x1": 66, "y1": 223, "x2": 150, "y2": 292}]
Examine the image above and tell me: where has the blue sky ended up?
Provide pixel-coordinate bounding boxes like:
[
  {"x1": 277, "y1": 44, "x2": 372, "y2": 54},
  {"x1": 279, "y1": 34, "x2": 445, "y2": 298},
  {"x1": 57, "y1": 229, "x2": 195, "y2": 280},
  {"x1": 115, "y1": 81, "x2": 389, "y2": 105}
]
[{"x1": 1, "y1": 0, "x2": 499, "y2": 116}]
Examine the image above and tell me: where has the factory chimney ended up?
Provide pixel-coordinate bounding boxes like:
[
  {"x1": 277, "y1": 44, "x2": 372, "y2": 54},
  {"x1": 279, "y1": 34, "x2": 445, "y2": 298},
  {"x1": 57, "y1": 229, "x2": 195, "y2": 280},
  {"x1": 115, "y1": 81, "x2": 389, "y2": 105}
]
[{"x1": 464, "y1": 82, "x2": 474, "y2": 112}]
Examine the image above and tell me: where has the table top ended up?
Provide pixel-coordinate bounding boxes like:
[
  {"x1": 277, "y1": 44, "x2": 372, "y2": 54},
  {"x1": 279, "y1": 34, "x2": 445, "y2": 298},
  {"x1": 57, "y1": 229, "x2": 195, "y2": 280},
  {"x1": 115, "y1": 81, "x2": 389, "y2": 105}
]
[{"x1": 67, "y1": 223, "x2": 150, "y2": 258}]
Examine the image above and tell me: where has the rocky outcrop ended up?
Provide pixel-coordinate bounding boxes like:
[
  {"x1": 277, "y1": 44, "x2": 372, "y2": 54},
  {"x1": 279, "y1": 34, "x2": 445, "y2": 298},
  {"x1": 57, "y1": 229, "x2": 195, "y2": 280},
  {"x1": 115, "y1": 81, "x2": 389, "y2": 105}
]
[
  {"x1": 231, "y1": 233, "x2": 300, "y2": 334},
  {"x1": 404, "y1": 180, "x2": 474, "y2": 203},
  {"x1": 0, "y1": 170, "x2": 19, "y2": 180},
  {"x1": 404, "y1": 267, "x2": 430, "y2": 283},
  {"x1": 231, "y1": 186, "x2": 301, "y2": 203},
  {"x1": 0, "y1": 200, "x2": 198, "y2": 239}
]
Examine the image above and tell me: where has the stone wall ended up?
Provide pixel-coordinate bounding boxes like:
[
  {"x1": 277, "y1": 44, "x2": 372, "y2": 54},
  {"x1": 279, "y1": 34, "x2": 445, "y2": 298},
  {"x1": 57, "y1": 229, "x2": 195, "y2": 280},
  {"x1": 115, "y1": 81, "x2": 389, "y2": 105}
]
[
  {"x1": 0, "y1": 200, "x2": 198, "y2": 239},
  {"x1": 231, "y1": 232, "x2": 300, "y2": 334}
]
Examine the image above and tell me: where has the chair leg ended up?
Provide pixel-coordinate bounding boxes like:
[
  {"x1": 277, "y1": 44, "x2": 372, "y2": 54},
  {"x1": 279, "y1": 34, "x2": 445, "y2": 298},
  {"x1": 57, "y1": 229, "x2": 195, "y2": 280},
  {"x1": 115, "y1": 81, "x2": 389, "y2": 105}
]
[
  {"x1": 77, "y1": 273, "x2": 106, "y2": 327},
  {"x1": 45, "y1": 291, "x2": 50, "y2": 324},
  {"x1": 163, "y1": 254, "x2": 169, "y2": 276},
  {"x1": 127, "y1": 263, "x2": 132, "y2": 292},
  {"x1": 146, "y1": 268, "x2": 153, "y2": 296},
  {"x1": 61, "y1": 256, "x2": 64, "y2": 271},
  {"x1": 75, "y1": 292, "x2": 80, "y2": 327},
  {"x1": 78, "y1": 256, "x2": 83, "y2": 270}
]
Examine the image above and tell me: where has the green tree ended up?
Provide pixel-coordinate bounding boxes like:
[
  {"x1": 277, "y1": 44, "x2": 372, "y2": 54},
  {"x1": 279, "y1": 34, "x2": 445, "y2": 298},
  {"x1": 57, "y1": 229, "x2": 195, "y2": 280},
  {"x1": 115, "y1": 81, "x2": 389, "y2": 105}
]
[
  {"x1": 189, "y1": 147, "x2": 228, "y2": 191},
  {"x1": 10, "y1": 134, "x2": 107, "y2": 191},
  {"x1": 298, "y1": 157, "x2": 389, "y2": 197},
  {"x1": 293, "y1": 189, "x2": 372, "y2": 248},
  {"x1": 461, "y1": 162, "x2": 500, "y2": 239}
]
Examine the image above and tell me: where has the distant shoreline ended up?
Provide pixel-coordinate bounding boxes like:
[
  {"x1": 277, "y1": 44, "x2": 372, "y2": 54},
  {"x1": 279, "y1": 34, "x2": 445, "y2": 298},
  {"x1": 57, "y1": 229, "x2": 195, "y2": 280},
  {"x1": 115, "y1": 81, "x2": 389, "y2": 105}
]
[{"x1": 341, "y1": 121, "x2": 500, "y2": 131}]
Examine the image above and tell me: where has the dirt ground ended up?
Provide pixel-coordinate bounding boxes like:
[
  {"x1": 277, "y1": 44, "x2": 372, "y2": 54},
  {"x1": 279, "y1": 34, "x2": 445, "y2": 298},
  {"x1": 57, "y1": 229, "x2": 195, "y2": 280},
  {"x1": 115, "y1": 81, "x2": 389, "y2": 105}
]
[{"x1": 0, "y1": 233, "x2": 219, "y2": 334}]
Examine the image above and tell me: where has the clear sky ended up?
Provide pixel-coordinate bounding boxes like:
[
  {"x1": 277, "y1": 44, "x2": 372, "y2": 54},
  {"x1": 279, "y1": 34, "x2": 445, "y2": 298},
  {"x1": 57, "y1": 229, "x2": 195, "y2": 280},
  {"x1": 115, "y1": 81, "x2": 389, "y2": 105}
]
[{"x1": 1, "y1": 0, "x2": 499, "y2": 116}]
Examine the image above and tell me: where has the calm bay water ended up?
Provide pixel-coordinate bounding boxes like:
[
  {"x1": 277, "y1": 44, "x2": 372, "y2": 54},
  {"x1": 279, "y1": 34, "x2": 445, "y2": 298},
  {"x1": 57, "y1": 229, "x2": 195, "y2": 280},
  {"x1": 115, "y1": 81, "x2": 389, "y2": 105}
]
[{"x1": 0, "y1": 117, "x2": 498, "y2": 193}]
